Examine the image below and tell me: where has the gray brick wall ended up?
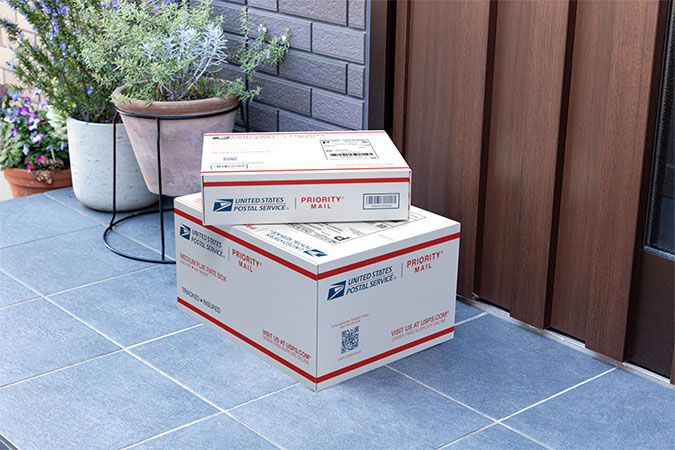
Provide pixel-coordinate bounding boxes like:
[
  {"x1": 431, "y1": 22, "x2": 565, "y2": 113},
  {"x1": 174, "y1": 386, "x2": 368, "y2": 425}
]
[{"x1": 212, "y1": 0, "x2": 369, "y2": 132}]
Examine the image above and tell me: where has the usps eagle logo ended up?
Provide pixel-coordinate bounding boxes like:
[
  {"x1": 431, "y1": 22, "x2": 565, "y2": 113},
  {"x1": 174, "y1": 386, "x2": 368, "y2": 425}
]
[
  {"x1": 327, "y1": 281, "x2": 346, "y2": 301},
  {"x1": 304, "y1": 248, "x2": 327, "y2": 257},
  {"x1": 179, "y1": 225, "x2": 191, "y2": 240},
  {"x1": 213, "y1": 199, "x2": 233, "y2": 212}
]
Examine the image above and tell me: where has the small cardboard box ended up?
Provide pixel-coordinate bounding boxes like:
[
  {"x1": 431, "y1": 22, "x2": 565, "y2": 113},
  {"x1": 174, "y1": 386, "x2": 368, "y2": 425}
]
[
  {"x1": 200, "y1": 130, "x2": 411, "y2": 225},
  {"x1": 175, "y1": 193, "x2": 460, "y2": 391}
]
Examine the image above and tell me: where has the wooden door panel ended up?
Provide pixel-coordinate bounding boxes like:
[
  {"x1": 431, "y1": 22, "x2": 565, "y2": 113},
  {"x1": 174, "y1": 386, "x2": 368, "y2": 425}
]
[
  {"x1": 393, "y1": 0, "x2": 491, "y2": 298},
  {"x1": 551, "y1": 0, "x2": 661, "y2": 359},
  {"x1": 478, "y1": 0, "x2": 570, "y2": 326}
]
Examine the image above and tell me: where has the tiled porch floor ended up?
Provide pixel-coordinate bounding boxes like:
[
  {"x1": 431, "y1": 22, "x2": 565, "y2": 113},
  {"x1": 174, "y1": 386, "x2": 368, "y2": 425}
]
[{"x1": 0, "y1": 188, "x2": 673, "y2": 450}]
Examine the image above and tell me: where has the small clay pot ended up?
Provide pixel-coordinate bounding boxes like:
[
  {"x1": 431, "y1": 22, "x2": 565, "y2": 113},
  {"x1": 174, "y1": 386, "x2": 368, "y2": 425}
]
[
  {"x1": 112, "y1": 86, "x2": 239, "y2": 197},
  {"x1": 3, "y1": 167, "x2": 72, "y2": 198}
]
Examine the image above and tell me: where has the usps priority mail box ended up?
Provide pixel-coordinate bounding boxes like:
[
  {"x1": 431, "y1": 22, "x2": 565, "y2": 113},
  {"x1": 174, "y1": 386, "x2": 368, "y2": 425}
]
[
  {"x1": 201, "y1": 130, "x2": 411, "y2": 225},
  {"x1": 175, "y1": 193, "x2": 460, "y2": 390}
]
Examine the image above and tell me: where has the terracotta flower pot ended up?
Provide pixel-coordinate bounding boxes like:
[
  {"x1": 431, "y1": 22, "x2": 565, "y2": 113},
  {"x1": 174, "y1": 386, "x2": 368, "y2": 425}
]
[
  {"x1": 112, "y1": 86, "x2": 239, "y2": 197},
  {"x1": 3, "y1": 167, "x2": 72, "y2": 198}
]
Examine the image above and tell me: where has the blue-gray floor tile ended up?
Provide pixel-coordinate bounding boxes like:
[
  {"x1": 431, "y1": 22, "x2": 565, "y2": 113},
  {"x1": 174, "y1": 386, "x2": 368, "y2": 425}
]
[
  {"x1": 504, "y1": 369, "x2": 675, "y2": 450},
  {"x1": 0, "y1": 352, "x2": 216, "y2": 450},
  {"x1": 130, "y1": 326, "x2": 296, "y2": 409},
  {"x1": 0, "y1": 272, "x2": 38, "y2": 308},
  {"x1": 455, "y1": 299, "x2": 483, "y2": 323},
  {"x1": 50, "y1": 265, "x2": 196, "y2": 346},
  {"x1": 0, "y1": 226, "x2": 159, "y2": 295},
  {"x1": 0, "y1": 194, "x2": 98, "y2": 248},
  {"x1": 0, "y1": 299, "x2": 119, "y2": 387},
  {"x1": 135, "y1": 413, "x2": 276, "y2": 450},
  {"x1": 449, "y1": 424, "x2": 544, "y2": 449},
  {"x1": 389, "y1": 314, "x2": 612, "y2": 419},
  {"x1": 231, "y1": 367, "x2": 491, "y2": 450},
  {"x1": 43, "y1": 188, "x2": 114, "y2": 225},
  {"x1": 114, "y1": 209, "x2": 176, "y2": 259}
]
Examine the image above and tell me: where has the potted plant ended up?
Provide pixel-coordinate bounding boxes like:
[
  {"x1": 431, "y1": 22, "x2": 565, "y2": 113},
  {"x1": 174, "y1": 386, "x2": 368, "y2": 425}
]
[
  {"x1": 0, "y1": 86, "x2": 71, "y2": 197},
  {"x1": 79, "y1": 0, "x2": 290, "y2": 196},
  {"x1": 1, "y1": 0, "x2": 156, "y2": 211}
]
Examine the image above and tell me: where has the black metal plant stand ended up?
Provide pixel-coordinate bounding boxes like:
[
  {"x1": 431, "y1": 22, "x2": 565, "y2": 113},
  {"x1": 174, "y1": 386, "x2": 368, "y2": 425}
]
[{"x1": 103, "y1": 102, "x2": 246, "y2": 264}]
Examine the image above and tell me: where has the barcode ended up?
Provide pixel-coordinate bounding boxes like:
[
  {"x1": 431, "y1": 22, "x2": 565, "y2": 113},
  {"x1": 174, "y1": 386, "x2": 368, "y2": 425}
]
[
  {"x1": 363, "y1": 193, "x2": 400, "y2": 209},
  {"x1": 341, "y1": 326, "x2": 359, "y2": 354},
  {"x1": 331, "y1": 152, "x2": 374, "y2": 158}
]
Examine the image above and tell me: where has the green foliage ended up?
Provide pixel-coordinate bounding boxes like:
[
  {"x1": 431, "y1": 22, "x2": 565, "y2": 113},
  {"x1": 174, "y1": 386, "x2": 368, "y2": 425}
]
[
  {"x1": 0, "y1": 0, "x2": 119, "y2": 122},
  {"x1": 0, "y1": 87, "x2": 69, "y2": 171},
  {"x1": 80, "y1": 0, "x2": 290, "y2": 103}
]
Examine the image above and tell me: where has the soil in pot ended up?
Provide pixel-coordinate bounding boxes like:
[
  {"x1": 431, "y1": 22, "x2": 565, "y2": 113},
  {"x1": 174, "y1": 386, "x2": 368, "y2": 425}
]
[
  {"x1": 113, "y1": 86, "x2": 239, "y2": 197},
  {"x1": 3, "y1": 167, "x2": 72, "y2": 198}
]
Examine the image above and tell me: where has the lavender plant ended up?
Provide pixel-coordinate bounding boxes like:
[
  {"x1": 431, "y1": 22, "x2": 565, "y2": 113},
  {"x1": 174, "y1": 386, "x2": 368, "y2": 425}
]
[
  {"x1": 0, "y1": 87, "x2": 69, "y2": 178},
  {"x1": 0, "y1": 0, "x2": 118, "y2": 122},
  {"x1": 80, "y1": 0, "x2": 290, "y2": 103}
]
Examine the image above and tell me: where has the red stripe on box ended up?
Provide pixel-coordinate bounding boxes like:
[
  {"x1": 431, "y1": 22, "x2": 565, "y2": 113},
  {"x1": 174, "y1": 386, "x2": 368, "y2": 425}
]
[
  {"x1": 316, "y1": 326, "x2": 455, "y2": 383},
  {"x1": 203, "y1": 177, "x2": 410, "y2": 187},
  {"x1": 204, "y1": 130, "x2": 386, "y2": 137},
  {"x1": 174, "y1": 208, "x2": 459, "y2": 281},
  {"x1": 177, "y1": 297, "x2": 316, "y2": 382},
  {"x1": 317, "y1": 233, "x2": 461, "y2": 280},
  {"x1": 201, "y1": 167, "x2": 410, "y2": 174},
  {"x1": 178, "y1": 297, "x2": 454, "y2": 384},
  {"x1": 175, "y1": 208, "x2": 318, "y2": 280}
]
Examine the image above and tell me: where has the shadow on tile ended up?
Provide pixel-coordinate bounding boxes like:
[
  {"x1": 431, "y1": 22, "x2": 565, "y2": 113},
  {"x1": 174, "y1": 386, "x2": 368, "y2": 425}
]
[
  {"x1": 230, "y1": 367, "x2": 491, "y2": 450},
  {"x1": 504, "y1": 369, "x2": 675, "y2": 450},
  {"x1": 130, "y1": 325, "x2": 296, "y2": 410},
  {"x1": 389, "y1": 314, "x2": 612, "y2": 418},
  {"x1": 0, "y1": 352, "x2": 216, "y2": 450}
]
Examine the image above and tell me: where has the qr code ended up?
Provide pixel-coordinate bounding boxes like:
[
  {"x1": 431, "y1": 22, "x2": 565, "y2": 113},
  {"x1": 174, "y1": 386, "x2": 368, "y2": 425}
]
[{"x1": 341, "y1": 326, "x2": 360, "y2": 354}]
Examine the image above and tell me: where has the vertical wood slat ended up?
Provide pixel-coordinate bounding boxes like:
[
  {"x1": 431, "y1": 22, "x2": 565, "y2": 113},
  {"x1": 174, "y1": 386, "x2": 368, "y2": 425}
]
[
  {"x1": 391, "y1": 0, "x2": 491, "y2": 298},
  {"x1": 551, "y1": 0, "x2": 661, "y2": 359},
  {"x1": 478, "y1": 0, "x2": 570, "y2": 326}
]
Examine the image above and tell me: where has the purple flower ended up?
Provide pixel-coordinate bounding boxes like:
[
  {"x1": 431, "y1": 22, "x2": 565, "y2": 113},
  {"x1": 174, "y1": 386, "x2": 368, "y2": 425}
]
[
  {"x1": 5, "y1": 61, "x2": 14, "y2": 70},
  {"x1": 87, "y1": 86, "x2": 94, "y2": 95},
  {"x1": 48, "y1": 32, "x2": 55, "y2": 40},
  {"x1": 11, "y1": 125, "x2": 17, "y2": 138},
  {"x1": 58, "y1": 7, "x2": 67, "y2": 14},
  {"x1": 30, "y1": 133, "x2": 45, "y2": 144},
  {"x1": 51, "y1": 18, "x2": 58, "y2": 27},
  {"x1": 22, "y1": 144, "x2": 29, "y2": 155},
  {"x1": 18, "y1": 106, "x2": 30, "y2": 116},
  {"x1": 60, "y1": 41, "x2": 66, "y2": 51},
  {"x1": 60, "y1": 141, "x2": 67, "y2": 150},
  {"x1": 20, "y1": 96, "x2": 31, "y2": 102},
  {"x1": 36, "y1": 155, "x2": 47, "y2": 164},
  {"x1": 32, "y1": 88, "x2": 41, "y2": 96},
  {"x1": 25, "y1": 162, "x2": 34, "y2": 171}
]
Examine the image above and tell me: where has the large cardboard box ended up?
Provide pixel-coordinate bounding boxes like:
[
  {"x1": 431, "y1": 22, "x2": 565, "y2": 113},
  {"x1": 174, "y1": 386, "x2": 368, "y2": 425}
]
[
  {"x1": 175, "y1": 193, "x2": 460, "y2": 390},
  {"x1": 200, "y1": 130, "x2": 411, "y2": 225}
]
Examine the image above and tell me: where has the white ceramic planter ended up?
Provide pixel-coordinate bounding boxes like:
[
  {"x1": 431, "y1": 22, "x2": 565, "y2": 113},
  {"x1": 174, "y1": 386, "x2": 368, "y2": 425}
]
[{"x1": 66, "y1": 117, "x2": 157, "y2": 212}]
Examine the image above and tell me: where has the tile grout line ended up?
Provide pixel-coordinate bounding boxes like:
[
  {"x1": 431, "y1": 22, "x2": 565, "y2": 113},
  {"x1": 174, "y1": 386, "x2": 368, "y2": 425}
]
[
  {"x1": 224, "y1": 411, "x2": 288, "y2": 450},
  {"x1": 434, "y1": 423, "x2": 498, "y2": 450},
  {"x1": 45, "y1": 265, "x2": 160, "y2": 298},
  {"x1": 459, "y1": 298, "x2": 675, "y2": 388},
  {"x1": 497, "y1": 367, "x2": 618, "y2": 422},
  {"x1": 225, "y1": 383, "x2": 299, "y2": 412},
  {"x1": 0, "y1": 349, "x2": 125, "y2": 391},
  {"x1": 0, "y1": 224, "x2": 101, "y2": 252},
  {"x1": 118, "y1": 411, "x2": 224, "y2": 450},
  {"x1": 384, "y1": 365, "x2": 498, "y2": 422},
  {"x1": 0, "y1": 323, "x2": 207, "y2": 391},
  {"x1": 42, "y1": 192, "x2": 114, "y2": 226},
  {"x1": 454, "y1": 311, "x2": 488, "y2": 327},
  {"x1": 498, "y1": 422, "x2": 557, "y2": 450},
  {"x1": 0, "y1": 296, "x2": 42, "y2": 311},
  {"x1": 123, "y1": 351, "x2": 288, "y2": 450}
]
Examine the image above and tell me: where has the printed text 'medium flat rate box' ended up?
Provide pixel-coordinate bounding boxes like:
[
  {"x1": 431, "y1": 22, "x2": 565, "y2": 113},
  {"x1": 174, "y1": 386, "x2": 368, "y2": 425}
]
[
  {"x1": 175, "y1": 193, "x2": 460, "y2": 390},
  {"x1": 200, "y1": 131, "x2": 411, "y2": 225}
]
